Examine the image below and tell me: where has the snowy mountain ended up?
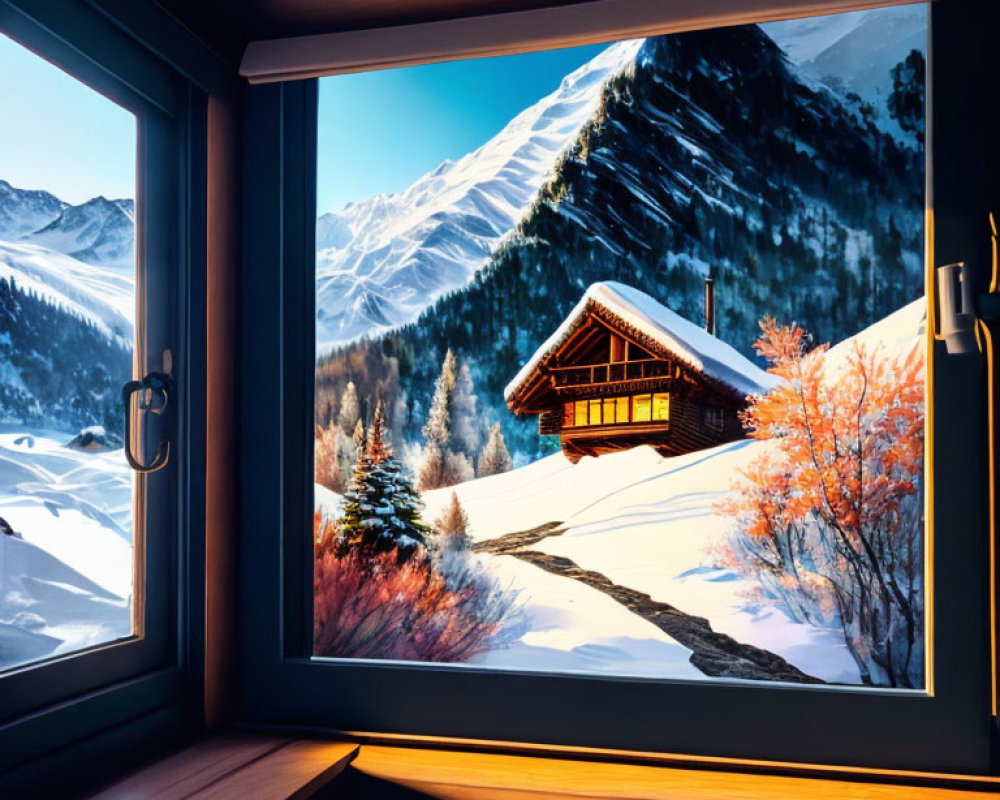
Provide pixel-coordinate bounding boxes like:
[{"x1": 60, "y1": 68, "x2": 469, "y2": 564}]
[
  {"x1": 0, "y1": 180, "x2": 66, "y2": 240},
  {"x1": 24, "y1": 195, "x2": 135, "y2": 267},
  {"x1": 318, "y1": 23, "x2": 923, "y2": 461},
  {"x1": 315, "y1": 40, "x2": 642, "y2": 350},
  {"x1": 762, "y1": 5, "x2": 926, "y2": 141},
  {"x1": 0, "y1": 181, "x2": 135, "y2": 432}
]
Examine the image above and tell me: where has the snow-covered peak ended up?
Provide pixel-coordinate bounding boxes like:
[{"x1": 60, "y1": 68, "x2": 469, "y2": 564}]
[
  {"x1": 762, "y1": 5, "x2": 926, "y2": 142},
  {"x1": 0, "y1": 179, "x2": 66, "y2": 240},
  {"x1": 24, "y1": 194, "x2": 135, "y2": 267},
  {"x1": 505, "y1": 281, "x2": 781, "y2": 402},
  {"x1": 315, "y1": 39, "x2": 643, "y2": 350}
]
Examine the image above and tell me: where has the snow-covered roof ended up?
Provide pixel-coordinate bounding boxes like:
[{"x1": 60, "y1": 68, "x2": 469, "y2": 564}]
[{"x1": 504, "y1": 281, "x2": 780, "y2": 402}]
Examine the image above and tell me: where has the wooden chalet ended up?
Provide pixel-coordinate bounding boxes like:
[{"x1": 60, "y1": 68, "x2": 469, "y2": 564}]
[{"x1": 504, "y1": 281, "x2": 778, "y2": 461}]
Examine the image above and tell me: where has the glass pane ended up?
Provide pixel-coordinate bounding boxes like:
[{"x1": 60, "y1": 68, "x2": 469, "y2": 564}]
[
  {"x1": 0, "y1": 34, "x2": 136, "y2": 671},
  {"x1": 616, "y1": 396, "x2": 630, "y2": 423},
  {"x1": 588, "y1": 399, "x2": 602, "y2": 426},
  {"x1": 602, "y1": 398, "x2": 616, "y2": 424},
  {"x1": 563, "y1": 402, "x2": 574, "y2": 428},
  {"x1": 314, "y1": 4, "x2": 928, "y2": 690},
  {"x1": 652, "y1": 393, "x2": 670, "y2": 421},
  {"x1": 631, "y1": 394, "x2": 652, "y2": 423}
]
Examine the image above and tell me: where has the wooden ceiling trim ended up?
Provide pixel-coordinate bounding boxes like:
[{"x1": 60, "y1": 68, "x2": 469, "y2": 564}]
[{"x1": 240, "y1": 0, "x2": 926, "y2": 83}]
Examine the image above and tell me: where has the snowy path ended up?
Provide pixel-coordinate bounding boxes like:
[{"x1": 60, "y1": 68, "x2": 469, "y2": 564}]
[
  {"x1": 422, "y1": 441, "x2": 862, "y2": 684},
  {"x1": 475, "y1": 522, "x2": 821, "y2": 683}
]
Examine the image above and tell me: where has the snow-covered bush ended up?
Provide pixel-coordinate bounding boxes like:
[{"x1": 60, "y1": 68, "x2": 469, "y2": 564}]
[{"x1": 314, "y1": 512, "x2": 518, "y2": 661}]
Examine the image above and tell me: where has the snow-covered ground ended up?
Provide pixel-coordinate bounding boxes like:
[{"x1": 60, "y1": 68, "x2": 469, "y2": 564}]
[
  {"x1": 419, "y1": 440, "x2": 860, "y2": 684},
  {"x1": 0, "y1": 426, "x2": 132, "y2": 671}
]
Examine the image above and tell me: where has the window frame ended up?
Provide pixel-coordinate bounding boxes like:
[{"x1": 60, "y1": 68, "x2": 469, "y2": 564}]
[
  {"x1": 238, "y1": 0, "x2": 1000, "y2": 774},
  {"x1": 0, "y1": 0, "x2": 211, "y2": 781}
]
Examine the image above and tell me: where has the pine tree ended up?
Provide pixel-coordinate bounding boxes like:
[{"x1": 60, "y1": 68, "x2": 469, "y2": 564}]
[
  {"x1": 477, "y1": 422, "x2": 513, "y2": 477},
  {"x1": 338, "y1": 381, "x2": 360, "y2": 435},
  {"x1": 451, "y1": 363, "x2": 480, "y2": 459},
  {"x1": 422, "y1": 349, "x2": 457, "y2": 450},
  {"x1": 340, "y1": 402, "x2": 430, "y2": 561},
  {"x1": 434, "y1": 491, "x2": 471, "y2": 551}
]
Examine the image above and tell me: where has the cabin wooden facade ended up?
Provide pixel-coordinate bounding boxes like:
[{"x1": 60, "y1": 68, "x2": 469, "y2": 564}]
[{"x1": 504, "y1": 282, "x2": 777, "y2": 461}]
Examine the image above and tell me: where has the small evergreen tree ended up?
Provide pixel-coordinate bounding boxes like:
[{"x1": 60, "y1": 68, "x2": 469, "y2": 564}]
[
  {"x1": 888, "y1": 49, "x2": 925, "y2": 146},
  {"x1": 340, "y1": 402, "x2": 430, "y2": 561},
  {"x1": 338, "y1": 381, "x2": 360, "y2": 435},
  {"x1": 434, "y1": 491, "x2": 471, "y2": 551},
  {"x1": 478, "y1": 422, "x2": 513, "y2": 477},
  {"x1": 451, "y1": 363, "x2": 480, "y2": 459}
]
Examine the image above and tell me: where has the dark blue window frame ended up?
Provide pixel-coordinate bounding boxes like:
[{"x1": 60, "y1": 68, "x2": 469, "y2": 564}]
[
  {"x1": 237, "y1": 1, "x2": 1000, "y2": 774},
  {"x1": 0, "y1": 0, "x2": 216, "y2": 787}
]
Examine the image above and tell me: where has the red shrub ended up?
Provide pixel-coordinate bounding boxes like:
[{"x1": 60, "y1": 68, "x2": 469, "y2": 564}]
[{"x1": 313, "y1": 513, "x2": 508, "y2": 661}]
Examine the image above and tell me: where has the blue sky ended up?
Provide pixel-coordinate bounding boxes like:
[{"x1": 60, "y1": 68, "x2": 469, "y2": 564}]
[
  {"x1": 317, "y1": 43, "x2": 606, "y2": 215},
  {"x1": 0, "y1": 34, "x2": 136, "y2": 205}
]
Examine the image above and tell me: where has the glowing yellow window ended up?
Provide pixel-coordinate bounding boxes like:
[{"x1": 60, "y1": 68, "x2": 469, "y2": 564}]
[
  {"x1": 602, "y1": 398, "x2": 616, "y2": 424},
  {"x1": 589, "y1": 399, "x2": 602, "y2": 426},
  {"x1": 652, "y1": 392, "x2": 670, "y2": 421},
  {"x1": 616, "y1": 396, "x2": 629, "y2": 422},
  {"x1": 575, "y1": 401, "x2": 589, "y2": 427},
  {"x1": 563, "y1": 402, "x2": 574, "y2": 427},
  {"x1": 631, "y1": 394, "x2": 652, "y2": 422}
]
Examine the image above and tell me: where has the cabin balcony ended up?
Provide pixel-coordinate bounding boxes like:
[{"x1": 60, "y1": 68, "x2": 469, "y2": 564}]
[{"x1": 548, "y1": 359, "x2": 676, "y2": 389}]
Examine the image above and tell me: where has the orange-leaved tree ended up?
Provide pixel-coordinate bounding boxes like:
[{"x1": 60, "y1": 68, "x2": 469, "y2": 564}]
[{"x1": 718, "y1": 317, "x2": 924, "y2": 687}]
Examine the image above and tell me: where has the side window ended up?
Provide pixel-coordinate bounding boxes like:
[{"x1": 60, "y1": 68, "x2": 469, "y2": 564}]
[{"x1": 0, "y1": 33, "x2": 137, "y2": 672}]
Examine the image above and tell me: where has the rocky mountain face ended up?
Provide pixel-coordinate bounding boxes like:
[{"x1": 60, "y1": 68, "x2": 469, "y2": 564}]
[
  {"x1": 0, "y1": 183, "x2": 134, "y2": 432},
  {"x1": 763, "y1": 4, "x2": 927, "y2": 143},
  {"x1": 317, "y1": 23, "x2": 923, "y2": 462},
  {"x1": 314, "y1": 40, "x2": 642, "y2": 350},
  {"x1": 0, "y1": 180, "x2": 66, "y2": 239},
  {"x1": 24, "y1": 196, "x2": 135, "y2": 267}
]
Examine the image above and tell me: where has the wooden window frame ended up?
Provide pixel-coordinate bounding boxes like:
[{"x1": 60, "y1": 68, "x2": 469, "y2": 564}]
[{"x1": 237, "y1": 0, "x2": 1000, "y2": 774}]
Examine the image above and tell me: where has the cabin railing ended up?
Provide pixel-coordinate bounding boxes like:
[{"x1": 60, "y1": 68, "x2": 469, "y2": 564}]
[{"x1": 548, "y1": 358, "x2": 672, "y2": 388}]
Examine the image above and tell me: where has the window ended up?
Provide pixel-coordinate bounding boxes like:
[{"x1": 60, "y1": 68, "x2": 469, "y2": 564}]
[
  {"x1": 241, "y1": 0, "x2": 1000, "y2": 773},
  {"x1": 0, "y1": 2, "x2": 190, "y2": 774},
  {"x1": 312, "y1": 9, "x2": 931, "y2": 685},
  {"x1": 652, "y1": 392, "x2": 670, "y2": 422},
  {"x1": 603, "y1": 397, "x2": 616, "y2": 423},
  {"x1": 616, "y1": 395, "x2": 630, "y2": 423},
  {"x1": 703, "y1": 405, "x2": 723, "y2": 430},
  {"x1": 0, "y1": 33, "x2": 139, "y2": 673},
  {"x1": 631, "y1": 394, "x2": 652, "y2": 423},
  {"x1": 563, "y1": 402, "x2": 574, "y2": 427},
  {"x1": 588, "y1": 398, "x2": 602, "y2": 426}
]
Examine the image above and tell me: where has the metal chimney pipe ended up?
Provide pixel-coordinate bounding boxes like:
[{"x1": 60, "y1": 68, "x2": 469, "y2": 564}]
[{"x1": 705, "y1": 277, "x2": 715, "y2": 336}]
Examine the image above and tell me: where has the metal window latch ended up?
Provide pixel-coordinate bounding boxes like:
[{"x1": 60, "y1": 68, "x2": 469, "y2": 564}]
[
  {"x1": 936, "y1": 215, "x2": 1000, "y2": 355},
  {"x1": 936, "y1": 262, "x2": 979, "y2": 354},
  {"x1": 122, "y1": 370, "x2": 172, "y2": 473}
]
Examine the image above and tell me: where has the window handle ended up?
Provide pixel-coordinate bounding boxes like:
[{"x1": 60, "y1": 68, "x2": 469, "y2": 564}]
[{"x1": 122, "y1": 371, "x2": 171, "y2": 473}]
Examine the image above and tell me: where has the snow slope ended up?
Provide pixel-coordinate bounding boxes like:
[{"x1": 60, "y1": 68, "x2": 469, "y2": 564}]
[
  {"x1": 0, "y1": 427, "x2": 132, "y2": 671},
  {"x1": 420, "y1": 441, "x2": 860, "y2": 683},
  {"x1": 0, "y1": 240, "x2": 134, "y2": 336},
  {"x1": 315, "y1": 40, "x2": 642, "y2": 350},
  {"x1": 425, "y1": 301, "x2": 925, "y2": 682}
]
